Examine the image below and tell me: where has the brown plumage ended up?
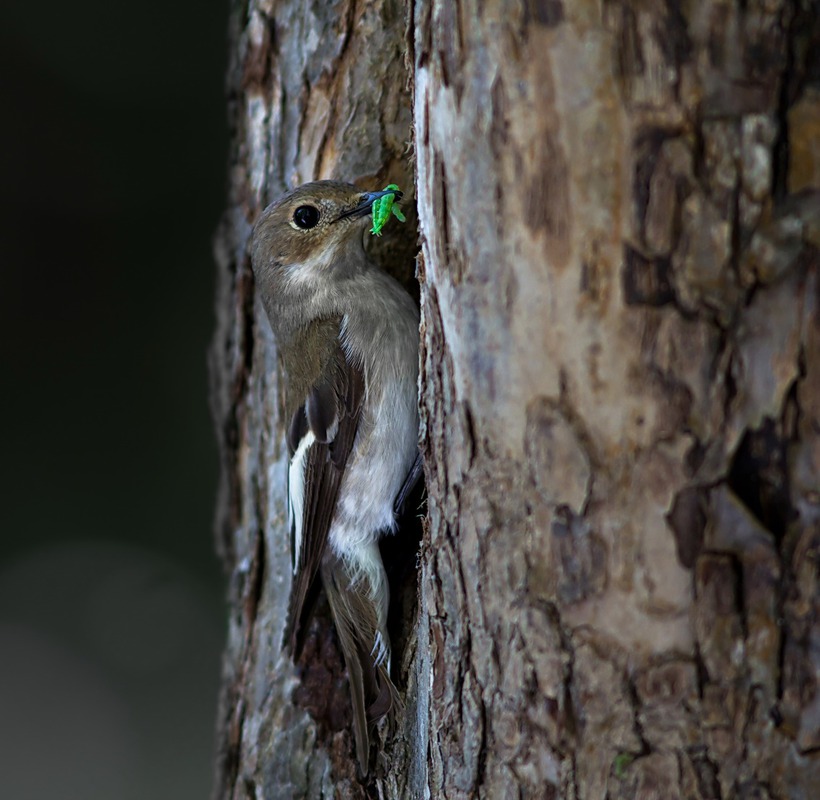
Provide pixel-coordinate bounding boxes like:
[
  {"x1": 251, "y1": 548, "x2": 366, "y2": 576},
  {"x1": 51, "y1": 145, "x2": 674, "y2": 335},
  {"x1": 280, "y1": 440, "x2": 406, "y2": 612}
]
[{"x1": 250, "y1": 181, "x2": 420, "y2": 773}]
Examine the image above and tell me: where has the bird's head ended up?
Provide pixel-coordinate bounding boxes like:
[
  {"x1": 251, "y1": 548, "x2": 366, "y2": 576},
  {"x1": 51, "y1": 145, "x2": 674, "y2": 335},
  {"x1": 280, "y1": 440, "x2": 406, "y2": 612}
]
[{"x1": 250, "y1": 181, "x2": 402, "y2": 288}]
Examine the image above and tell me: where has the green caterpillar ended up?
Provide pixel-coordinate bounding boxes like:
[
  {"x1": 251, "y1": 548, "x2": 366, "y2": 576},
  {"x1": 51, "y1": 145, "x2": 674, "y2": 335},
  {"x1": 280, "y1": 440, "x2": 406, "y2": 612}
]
[{"x1": 370, "y1": 184, "x2": 406, "y2": 236}]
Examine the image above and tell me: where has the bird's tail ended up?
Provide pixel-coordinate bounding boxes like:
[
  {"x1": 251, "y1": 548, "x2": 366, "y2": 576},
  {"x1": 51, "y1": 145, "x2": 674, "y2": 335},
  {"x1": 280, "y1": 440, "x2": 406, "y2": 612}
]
[{"x1": 321, "y1": 548, "x2": 399, "y2": 775}]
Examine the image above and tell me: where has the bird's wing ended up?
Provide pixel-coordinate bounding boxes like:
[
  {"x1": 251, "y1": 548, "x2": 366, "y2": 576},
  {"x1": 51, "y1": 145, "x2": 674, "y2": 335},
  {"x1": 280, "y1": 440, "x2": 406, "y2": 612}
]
[
  {"x1": 393, "y1": 451, "x2": 424, "y2": 516},
  {"x1": 283, "y1": 330, "x2": 365, "y2": 656}
]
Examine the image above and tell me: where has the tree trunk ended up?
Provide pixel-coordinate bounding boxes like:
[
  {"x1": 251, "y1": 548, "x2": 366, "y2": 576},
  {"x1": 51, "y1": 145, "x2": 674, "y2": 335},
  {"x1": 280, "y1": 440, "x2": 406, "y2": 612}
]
[
  {"x1": 212, "y1": 1, "x2": 820, "y2": 798},
  {"x1": 209, "y1": 1, "x2": 417, "y2": 797}
]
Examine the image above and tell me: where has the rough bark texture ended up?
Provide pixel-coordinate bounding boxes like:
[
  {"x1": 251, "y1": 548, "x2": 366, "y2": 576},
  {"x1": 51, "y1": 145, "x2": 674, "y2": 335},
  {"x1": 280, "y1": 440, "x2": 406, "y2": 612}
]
[
  {"x1": 209, "y1": 1, "x2": 417, "y2": 797},
  {"x1": 211, "y1": 0, "x2": 820, "y2": 797},
  {"x1": 413, "y1": 1, "x2": 819, "y2": 798}
]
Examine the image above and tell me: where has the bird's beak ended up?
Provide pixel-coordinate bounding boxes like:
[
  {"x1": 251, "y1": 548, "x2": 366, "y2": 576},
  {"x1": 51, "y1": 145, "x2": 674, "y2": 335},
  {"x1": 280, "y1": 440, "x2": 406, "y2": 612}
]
[{"x1": 335, "y1": 188, "x2": 403, "y2": 222}]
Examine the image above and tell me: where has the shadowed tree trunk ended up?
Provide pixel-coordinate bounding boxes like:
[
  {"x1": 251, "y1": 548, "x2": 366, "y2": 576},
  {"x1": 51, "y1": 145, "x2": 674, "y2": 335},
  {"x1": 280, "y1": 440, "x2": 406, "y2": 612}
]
[
  {"x1": 211, "y1": 1, "x2": 820, "y2": 797},
  {"x1": 209, "y1": 1, "x2": 418, "y2": 796}
]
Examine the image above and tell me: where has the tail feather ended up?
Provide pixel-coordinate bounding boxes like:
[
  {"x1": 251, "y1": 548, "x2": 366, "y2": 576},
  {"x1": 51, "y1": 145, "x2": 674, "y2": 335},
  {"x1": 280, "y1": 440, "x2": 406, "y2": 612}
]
[
  {"x1": 321, "y1": 550, "x2": 397, "y2": 775},
  {"x1": 368, "y1": 662, "x2": 401, "y2": 723},
  {"x1": 344, "y1": 639, "x2": 371, "y2": 774}
]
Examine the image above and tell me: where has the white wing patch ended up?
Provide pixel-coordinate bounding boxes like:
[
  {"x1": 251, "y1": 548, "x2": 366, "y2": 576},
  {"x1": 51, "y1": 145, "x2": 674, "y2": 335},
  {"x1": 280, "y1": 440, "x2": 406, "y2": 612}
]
[{"x1": 288, "y1": 431, "x2": 315, "y2": 575}]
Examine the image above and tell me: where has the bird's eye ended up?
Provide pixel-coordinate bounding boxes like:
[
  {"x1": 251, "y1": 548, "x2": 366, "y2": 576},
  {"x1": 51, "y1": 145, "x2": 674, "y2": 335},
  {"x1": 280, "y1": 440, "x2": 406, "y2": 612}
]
[{"x1": 293, "y1": 205, "x2": 320, "y2": 229}]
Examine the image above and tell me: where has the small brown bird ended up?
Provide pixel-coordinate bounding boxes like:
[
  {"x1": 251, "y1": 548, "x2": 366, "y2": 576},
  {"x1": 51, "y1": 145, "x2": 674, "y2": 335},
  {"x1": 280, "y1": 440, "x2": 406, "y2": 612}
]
[{"x1": 250, "y1": 181, "x2": 421, "y2": 772}]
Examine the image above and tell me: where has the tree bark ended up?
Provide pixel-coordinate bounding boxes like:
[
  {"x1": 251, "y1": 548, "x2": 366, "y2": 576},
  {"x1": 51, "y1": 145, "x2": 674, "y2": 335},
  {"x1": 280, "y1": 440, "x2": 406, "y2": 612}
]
[
  {"x1": 212, "y1": 0, "x2": 820, "y2": 798},
  {"x1": 209, "y1": 1, "x2": 417, "y2": 797},
  {"x1": 414, "y1": 1, "x2": 820, "y2": 797}
]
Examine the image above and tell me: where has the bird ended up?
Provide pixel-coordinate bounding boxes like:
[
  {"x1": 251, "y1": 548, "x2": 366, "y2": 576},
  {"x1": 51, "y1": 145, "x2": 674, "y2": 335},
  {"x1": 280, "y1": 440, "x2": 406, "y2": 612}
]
[{"x1": 250, "y1": 180, "x2": 422, "y2": 773}]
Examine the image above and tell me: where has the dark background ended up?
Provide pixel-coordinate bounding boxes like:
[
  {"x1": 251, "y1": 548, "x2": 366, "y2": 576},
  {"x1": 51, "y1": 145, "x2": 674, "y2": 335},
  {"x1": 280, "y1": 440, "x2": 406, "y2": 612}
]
[{"x1": 1, "y1": 2, "x2": 228, "y2": 798}]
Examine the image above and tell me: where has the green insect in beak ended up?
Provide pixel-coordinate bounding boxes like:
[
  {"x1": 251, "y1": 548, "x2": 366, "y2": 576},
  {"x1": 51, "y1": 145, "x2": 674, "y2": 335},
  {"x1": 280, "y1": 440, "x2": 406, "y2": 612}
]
[{"x1": 370, "y1": 184, "x2": 406, "y2": 236}]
